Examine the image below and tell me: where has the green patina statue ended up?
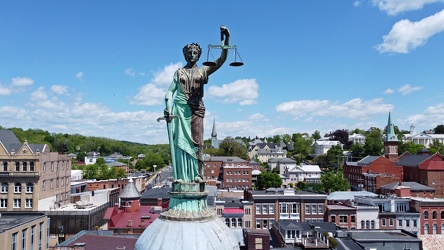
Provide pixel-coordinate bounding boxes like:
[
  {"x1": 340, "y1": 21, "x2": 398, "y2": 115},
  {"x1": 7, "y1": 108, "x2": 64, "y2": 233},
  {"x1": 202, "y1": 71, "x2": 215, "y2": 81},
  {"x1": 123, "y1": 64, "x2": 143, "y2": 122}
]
[{"x1": 164, "y1": 26, "x2": 230, "y2": 184}]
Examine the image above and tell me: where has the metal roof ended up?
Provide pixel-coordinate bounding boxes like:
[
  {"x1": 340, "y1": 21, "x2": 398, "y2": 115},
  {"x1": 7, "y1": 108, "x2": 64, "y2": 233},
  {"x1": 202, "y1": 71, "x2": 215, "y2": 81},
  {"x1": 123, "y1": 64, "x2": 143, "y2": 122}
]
[{"x1": 119, "y1": 178, "x2": 141, "y2": 200}]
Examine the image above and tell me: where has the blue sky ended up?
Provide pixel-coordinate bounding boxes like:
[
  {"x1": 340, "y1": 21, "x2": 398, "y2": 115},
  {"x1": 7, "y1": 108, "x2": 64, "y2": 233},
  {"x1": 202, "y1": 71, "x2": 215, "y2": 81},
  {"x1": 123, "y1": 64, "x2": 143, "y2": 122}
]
[{"x1": 1, "y1": 1, "x2": 444, "y2": 144}]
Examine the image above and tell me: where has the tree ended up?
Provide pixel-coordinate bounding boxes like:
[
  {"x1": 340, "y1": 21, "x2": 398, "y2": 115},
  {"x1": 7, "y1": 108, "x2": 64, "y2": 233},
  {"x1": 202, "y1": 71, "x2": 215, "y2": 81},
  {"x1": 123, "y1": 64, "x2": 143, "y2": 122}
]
[
  {"x1": 325, "y1": 145, "x2": 344, "y2": 169},
  {"x1": 363, "y1": 128, "x2": 383, "y2": 156},
  {"x1": 321, "y1": 172, "x2": 350, "y2": 192},
  {"x1": 329, "y1": 129, "x2": 351, "y2": 149},
  {"x1": 434, "y1": 125, "x2": 444, "y2": 134},
  {"x1": 398, "y1": 141, "x2": 424, "y2": 155},
  {"x1": 256, "y1": 171, "x2": 282, "y2": 190},
  {"x1": 282, "y1": 134, "x2": 292, "y2": 145},
  {"x1": 218, "y1": 137, "x2": 248, "y2": 159},
  {"x1": 312, "y1": 130, "x2": 321, "y2": 141},
  {"x1": 350, "y1": 143, "x2": 365, "y2": 161},
  {"x1": 291, "y1": 133, "x2": 313, "y2": 164},
  {"x1": 428, "y1": 139, "x2": 444, "y2": 155}
]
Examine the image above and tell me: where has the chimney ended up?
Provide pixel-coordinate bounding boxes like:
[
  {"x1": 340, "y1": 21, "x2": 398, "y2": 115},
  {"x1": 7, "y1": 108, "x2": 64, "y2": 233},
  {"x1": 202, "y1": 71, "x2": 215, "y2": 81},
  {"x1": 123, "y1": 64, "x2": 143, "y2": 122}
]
[{"x1": 127, "y1": 220, "x2": 133, "y2": 227}]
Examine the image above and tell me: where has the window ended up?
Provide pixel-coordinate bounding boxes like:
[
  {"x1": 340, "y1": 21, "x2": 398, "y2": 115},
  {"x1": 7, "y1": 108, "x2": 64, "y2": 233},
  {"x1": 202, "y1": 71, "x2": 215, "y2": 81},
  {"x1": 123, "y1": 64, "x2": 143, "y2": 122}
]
[
  {"x1": 361, "y1": 220, "x2": 365, "y2": 229},
  {"x1": 441, "y1": 211, "x2": 444, "y2": 219},
  {"x1": 269, "y1": 204, "x2": 275, "y2": 214},
  {"x1": 406, "y1": 220, "x2": 410, "y2": 227},
  {"x1": 12, "y1": 232, "x2": 17, "y2": 250},
  {"x1": 22, "y1": 162, "x2": 27, "y2": 172},
  {"x1": 3, "y1": 162, "x2": 7, "y2": 171},
  {"x1": 22, "y1": 229, "x2": 27, "y2": 250},
  {"x1": 366, "y1": 220, "x2": 370, "y2": 229},
  {"x1": 263, "y1": 219, "x2": 268, "y2": 229},
  {"x1": 1, "y1": 183, "x2": 7, "y2": 193},
  {"x1": 238, "y1": 218, "x2": 243, "y2": 227},
  {"x1": 331, "y1": 215, "x2": 336, "y2": 223},
  {"x1": 318, "y1": 204, "x2": 324, "y2": 214},
  {"x1": 256, "y1": 219, "x2": 261, "y2": 229},
  {"x1": 256, "y1": 204, "x2": 261, "y2": 214},
  {"x1": 245, "y1": 208, "x2": 251, "y2": 215},
  {"x1": 291, "y1": 203, "x2": 299, "y2": 214},
  {"x1": 413, "y1": 220, "x2": 418, "y2": 227},
  {"x1": 26, "y1": 183, "x2": 33, "y2": 193},
  {"x1": 371, "y1": 220, "x2": 375, "y2": 229},
  {"x1": 0, "y1": 198, "x2": 7, "y2": 208},
  {"x1": 339, "y1": 216, "x2": 347, "y2": 223},
  {"x1": 14, "y1": 199, "x2": 21, "y2": 208},
  {"x1": 225, "y1": 218, "x2": 230, "y2": 227},
  {"x1": 351, "y1": 215, "x2": 356, "y2": 223},
  {"x1": 433, "y1": 211, "x2": 438, "y2": 219},
  {"x1": 424, "y1": 211, "x2": 429, "y2": 219},
  {"x1": 312, "y1": 204, "x2": 317, "y2": 214},
  {"x1": 42, "y1": 163, "x2": 46, "y2": 172},
  {"x1": 433, "y1": 224, "x2": 437, "y2": 234},
  {"x1": 14, "y1": 183, "x2": 21, "y2": 193},
  {"x1": 280, "y1": 203, "x2": 288, "y2": 214},
  {"x1": 39, "y1": 222, "x2": 43, "y2": 250},
  {"x1": 30, "y1": 162, "x2": 35, "y2": 172},
  {"x1": 398, "y1": 219, "x2": 403, "y2": 227},
  {"x1": 390, "y1": 218, "x2": 394, "y2": 226},
  {"x1": 25, "y1": 198, "x2": 33, "y2": 208},
  {"x1": 31, "y1": 226, "x2": 35, "y2": 250},
  {"x1": 262, "y1": 204, "x2": 268, "y2": 214},
  {"x1": 305, "y1": 204, "x2": 310, "y2": 214},
  {"x1": 382, "y1": 218, "x2": 386, "y2": 226},
  {"x1": 231, "y1": 218, "x2": 236, "y2": 228},
  {"x1": 424, "y1": 224, "x2": 429, "y2": 234},
  {"x1": 15, "y1": 162, "x2": 20, "y2": 172}
]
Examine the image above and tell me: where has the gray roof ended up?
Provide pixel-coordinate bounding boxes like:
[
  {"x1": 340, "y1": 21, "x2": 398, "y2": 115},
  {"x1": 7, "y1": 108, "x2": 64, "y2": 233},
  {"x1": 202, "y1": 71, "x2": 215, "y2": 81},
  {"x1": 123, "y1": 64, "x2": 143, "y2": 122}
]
[
  {"x1": 396, "y1": 154, "x2": 433, "y2": 167},
  {"x1": 106, "y1": 161, "x2": 126, "y2": 167},
  {"x1": 380, "y1": 181, "x2": 435, "y2": 191},
  {"x1": 203, "y1": 156, "x2": 248, "y2": 163},
  {"x1": 119, "y1": 178, "x2": 141, "y2": 200},
  {"x1": 277, "y1": 220, "x2": 311, "y2": 231},
  {"x1": 268, "y1": 157, "x2": 296, "y2": 163},
  {"x1": 0, "y1": 129, "x2": 46, "y2": 154},
  {"x1": 328, "y1": 191, "x2": 378, "y2": 201},
  {"x1": 357, "y1": 156, "x2": 380, "y2": 166},
  {"x1": 0, "y1": 129, "x2": 22, "y2": 153}
]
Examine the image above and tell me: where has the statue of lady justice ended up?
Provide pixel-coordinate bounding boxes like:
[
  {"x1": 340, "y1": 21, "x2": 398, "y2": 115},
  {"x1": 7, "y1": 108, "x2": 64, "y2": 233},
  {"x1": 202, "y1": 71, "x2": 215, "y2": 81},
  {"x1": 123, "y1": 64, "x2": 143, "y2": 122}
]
[{"x1": 164, "y1": 26, "x2": 230, "y2": 183}]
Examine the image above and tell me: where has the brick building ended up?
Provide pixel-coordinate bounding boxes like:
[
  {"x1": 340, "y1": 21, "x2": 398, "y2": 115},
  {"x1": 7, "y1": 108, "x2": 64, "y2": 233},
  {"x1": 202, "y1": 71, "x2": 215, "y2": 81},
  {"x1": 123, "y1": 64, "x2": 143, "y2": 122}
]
[
  {"x1": 0, "y1": 129, "x2": 71, "y2": 211},
  {"x1": 203, "y1": 156, "x2": 252, "y2": 189}
]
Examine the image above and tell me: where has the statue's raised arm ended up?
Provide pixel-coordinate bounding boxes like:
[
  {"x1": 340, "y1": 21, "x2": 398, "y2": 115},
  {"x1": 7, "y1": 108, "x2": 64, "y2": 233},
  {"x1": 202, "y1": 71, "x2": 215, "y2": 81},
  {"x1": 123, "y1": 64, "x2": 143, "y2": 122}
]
[{"x1": 205, "y1": 26, "x2": 231, "y2": 76}]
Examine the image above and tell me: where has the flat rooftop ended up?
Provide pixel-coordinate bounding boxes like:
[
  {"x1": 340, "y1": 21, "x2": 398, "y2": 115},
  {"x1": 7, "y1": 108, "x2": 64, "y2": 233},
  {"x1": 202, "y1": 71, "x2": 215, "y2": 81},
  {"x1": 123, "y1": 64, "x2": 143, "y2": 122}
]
[{"x1": 0, "y1": 213, "x2": 46, "y2": 233}]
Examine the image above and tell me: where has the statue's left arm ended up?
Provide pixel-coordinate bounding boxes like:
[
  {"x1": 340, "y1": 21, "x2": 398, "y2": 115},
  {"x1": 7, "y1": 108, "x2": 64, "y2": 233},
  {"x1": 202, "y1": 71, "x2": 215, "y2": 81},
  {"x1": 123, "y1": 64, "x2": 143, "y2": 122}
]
[{"x1": 205, "y1": 26, "x2": 230, "y2": 76}]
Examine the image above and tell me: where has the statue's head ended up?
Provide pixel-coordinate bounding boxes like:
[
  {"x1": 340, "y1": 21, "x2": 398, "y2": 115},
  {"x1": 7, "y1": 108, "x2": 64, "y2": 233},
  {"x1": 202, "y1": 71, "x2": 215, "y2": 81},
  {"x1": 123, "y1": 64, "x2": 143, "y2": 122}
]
[{"x1": 183, "y1": 43, "x2": 202, "y2": 63}]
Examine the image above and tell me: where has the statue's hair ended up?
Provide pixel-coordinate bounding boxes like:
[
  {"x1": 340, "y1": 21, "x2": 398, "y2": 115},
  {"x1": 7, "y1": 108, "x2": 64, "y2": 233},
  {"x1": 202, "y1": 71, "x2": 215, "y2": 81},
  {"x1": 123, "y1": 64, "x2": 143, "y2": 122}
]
[{"x1": 183, "y1": 43, "x2": 202, "y2": 59}]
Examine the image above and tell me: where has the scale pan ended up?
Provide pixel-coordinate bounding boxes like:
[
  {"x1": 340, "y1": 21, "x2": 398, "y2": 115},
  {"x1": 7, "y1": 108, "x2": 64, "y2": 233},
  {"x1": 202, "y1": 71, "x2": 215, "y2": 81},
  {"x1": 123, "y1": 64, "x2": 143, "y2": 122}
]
[
  {"x1": 230, "y1": 62, "x2": 244, "y2": 67},
  {"x1": 203, "y1": 61, "x2": 217, "y2": 66}
]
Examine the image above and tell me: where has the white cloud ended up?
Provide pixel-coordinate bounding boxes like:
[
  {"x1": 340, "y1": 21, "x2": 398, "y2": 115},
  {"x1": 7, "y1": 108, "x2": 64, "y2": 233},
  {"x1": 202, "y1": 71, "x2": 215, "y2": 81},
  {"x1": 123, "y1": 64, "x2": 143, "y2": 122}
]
[
  {"x1": 31, "y1": 87, "x2": 48, "y2": 102},
  {"x1": 152, "y1": 62, "x2": 182, "y2": 87},
  {"x1": 51, "y1": 85, "x2": 68, "y2": 95},
  {"x1": 405, "y1": 103, "x2": 444, "y2": 129},
  {"x1": 398, "y1": 84, "x2": 422, "y2": 95},
  {"x1": 371, "y1": 0, "x2": 444, "y2": 15},
  {"x1": 0, "y1": 85, "x2": 12, "y2": 95},
  {"x1": 131, "y1": 83, "x2": 165, "y2": 106},
  {"x1": 12, "y1": 77, "x2": 34, "y2": 87},
  {"x1": 276, "y1": 98, "x2": 393, "y2": 120},
  {"x1": 353, "y1": 1, "x2": 362, "y2": 7},
  {"x1": 76, "y1": 72, "x2": 84, "y2": 81},
  {"x1": 384, "y1": 88, "x2": 395, "y2": 94},
  {"x1": 249, "y1": 113, "x2": 265, "y2": 121},
  {"x1": 207, "y1": 79, "x2": 259, "y2": 105},
  {"x1": 124, "y1": 68, "x2": 136, "y2": 77},
  {"x1": 375, "y1": 9, "x2": 444, "y2": 53}
]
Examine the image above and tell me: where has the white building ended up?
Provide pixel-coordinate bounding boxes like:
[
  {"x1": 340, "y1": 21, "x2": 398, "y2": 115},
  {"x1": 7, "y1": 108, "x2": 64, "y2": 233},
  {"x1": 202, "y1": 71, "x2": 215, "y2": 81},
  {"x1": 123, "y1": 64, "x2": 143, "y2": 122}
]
[
  {"x1": 402, "y1": 124, "x2": 444, "y2": 148},
  {"x1": 313, "y1": 140, "x2": 342, "y2": 156},
  {"x1": 71, "y1": 169, "x2": 83, "y2": 181},
  {"x1": 281, "y1": 165, "x2": 321, "y2": 187},
  {"x1": 349, "y1": 133, "x2": 366, "y2": 145}
]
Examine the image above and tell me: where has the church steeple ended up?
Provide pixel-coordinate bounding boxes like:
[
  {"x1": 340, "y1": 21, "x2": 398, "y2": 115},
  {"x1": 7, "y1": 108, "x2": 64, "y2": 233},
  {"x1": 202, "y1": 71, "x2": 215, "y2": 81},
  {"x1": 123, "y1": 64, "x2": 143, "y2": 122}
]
[
  {"x1": 384, "y1": 112, "x2": 399, "y2": 162},
  {"x1": 385, "y1": 111, "x2": 398, "y2": 142},
  {"x1": 211, "y1": 118, "x2": 217, "y2": 140}
]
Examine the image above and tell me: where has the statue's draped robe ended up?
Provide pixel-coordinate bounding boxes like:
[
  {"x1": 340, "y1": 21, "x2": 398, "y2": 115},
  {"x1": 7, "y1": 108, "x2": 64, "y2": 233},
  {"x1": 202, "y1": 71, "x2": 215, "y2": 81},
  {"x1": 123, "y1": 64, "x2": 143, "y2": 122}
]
[{"x1": 170, "y1": 67, "x2": 208, "y2": 182}]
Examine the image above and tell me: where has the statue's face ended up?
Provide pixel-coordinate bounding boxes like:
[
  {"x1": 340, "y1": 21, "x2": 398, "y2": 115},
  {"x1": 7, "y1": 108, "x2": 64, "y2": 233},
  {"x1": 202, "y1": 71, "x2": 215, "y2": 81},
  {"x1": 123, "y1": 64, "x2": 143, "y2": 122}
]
[{"x1": 185, "y1": 46, "x2": 200, "y2": 63}]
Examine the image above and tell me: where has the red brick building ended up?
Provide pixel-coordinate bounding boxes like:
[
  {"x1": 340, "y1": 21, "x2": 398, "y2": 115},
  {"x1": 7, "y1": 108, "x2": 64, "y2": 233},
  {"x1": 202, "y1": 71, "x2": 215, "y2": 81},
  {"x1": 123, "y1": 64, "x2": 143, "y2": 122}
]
[
  {"x1": 326, "y1": 204, "x2": 357, "y2": 229},
  {"x1": 410, "y1": 197, "x2": 444, "y2": 235},
  {"x1": 204, "y1": 156, "x2": 252, "y2": 189}
]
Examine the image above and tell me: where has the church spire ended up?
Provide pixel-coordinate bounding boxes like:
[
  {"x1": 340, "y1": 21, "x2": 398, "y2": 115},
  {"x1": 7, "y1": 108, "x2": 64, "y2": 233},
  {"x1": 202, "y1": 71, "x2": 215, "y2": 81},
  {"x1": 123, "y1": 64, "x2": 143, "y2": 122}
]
[
  {"x1": 385, "y1": 111, "x2": 398, "y2": 142},
  {"x1": 211, "y1": 118, "x2": 217, "y2": 140}
]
